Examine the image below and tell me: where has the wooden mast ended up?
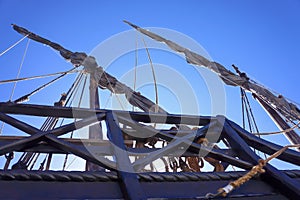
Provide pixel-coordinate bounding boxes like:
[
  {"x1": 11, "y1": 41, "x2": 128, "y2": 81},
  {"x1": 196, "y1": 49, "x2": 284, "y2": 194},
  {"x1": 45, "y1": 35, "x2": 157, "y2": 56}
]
[{"x1": 86, "y1": 70, "x2": 104, "y2": 170}]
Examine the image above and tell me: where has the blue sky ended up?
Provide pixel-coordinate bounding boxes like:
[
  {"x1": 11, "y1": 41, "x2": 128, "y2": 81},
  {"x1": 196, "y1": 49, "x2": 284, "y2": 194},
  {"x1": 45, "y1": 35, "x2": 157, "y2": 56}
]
[
  {"x1": 1, "y1": 0, "x2": 299, "y2": 106},
  {"x1": 0, "y1": 0, "x2": 299, "y2": 170}
]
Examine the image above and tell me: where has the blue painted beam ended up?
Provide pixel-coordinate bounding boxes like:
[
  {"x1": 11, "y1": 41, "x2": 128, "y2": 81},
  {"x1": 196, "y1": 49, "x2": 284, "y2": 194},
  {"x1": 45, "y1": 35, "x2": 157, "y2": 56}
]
[
  {"x1": 219, "y1": 116, "x2": 300, "y2": 199},
  {"x1": 106, "y1": 111, "x2": 146, "y2": 200}
]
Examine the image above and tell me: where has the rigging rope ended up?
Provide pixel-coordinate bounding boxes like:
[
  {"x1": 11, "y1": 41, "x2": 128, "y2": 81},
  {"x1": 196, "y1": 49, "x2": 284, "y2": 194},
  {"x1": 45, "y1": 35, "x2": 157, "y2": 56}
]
[
  {"x1": 0, "y1": 38, "x2": 30, "y2": 135},
  {"x1": 253, "y1": 121, "x2": 300, "y2": 136},
  {"x1": 13, "y1": 66, "x2": 77, "y2": 103},
  {"x1": 132, "y1": 31, "x2": 139, "y2": 111},
  {"x1": 13, "y1": 84, "x2": 71, "y2": 170},
  {"x1": 0, "y1": 34, "x2": 29, "y2": 57},
  {"x1": 142, "y1": 37, "x2": 159, "y2": 112},
  {"x1": 205, "y1": 144, "x2": 300, "y2": 198},
  {"x1": 63, "y1": 75, "x2": 87, "y2": 170},
  {"x1": 243, "y1": 95, "x2": 253, "y2": 133},
  {"x1": 134, "y1": 31, "x2": 139, "y2": 92},
  {"x1": 0, "y1": 69, "x2": 81, "y2": 85},
  {"x1": 60, "y1": 73, "x2": 86, "y2": 170},
  {"x1": 235, "y1": 65, "x2": 259, "y2": 134},
  {"x1": 61, "y1": 74, "x2": 86, "y2": 170},
  {"x1": 65, "y1": 73, "x2": 84, "y2": 105},
  {"x1": 39, "y1": 154, "x2": 48, "y2": 170},
  {"x1": 99, "y1": 70, "x2": 126, "y2": 110},
  {"x1": 15, "y1": 117, "x2": 59, "y2": 169},
  {"x1": 45, "y1": 153, "x2": 52, "y2": 170},
  {"x1": 9, "y1": 38, "x2": 30, "y2": 100},
  {"x1": 243, "y1": 89, "x2": 260, "y2": 133},
  {"x1": 241, "y1": 88, "x2": 246, "y2": 129},
  {"x1": 65, "y1": 156, "x2": 77, "y2": 170},
  {"x1": 29, "y1": 153, "x2": 40, "y2": 170},
  {"x1": 103, "y1": 93, "x2": 113, "y2": 109},
  {"x1": 241, "y1": 90, "x2": 266, "y2": 158},
  {"x1": 257, "y1": 93, "x2": 300, "y2": 123}
]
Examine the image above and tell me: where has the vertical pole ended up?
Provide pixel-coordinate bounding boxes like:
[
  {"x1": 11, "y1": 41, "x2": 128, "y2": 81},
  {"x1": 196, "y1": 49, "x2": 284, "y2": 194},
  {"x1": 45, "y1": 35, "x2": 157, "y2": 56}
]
[{"x1": 86, "y1": 71, "x2": 103, "y2": 171}]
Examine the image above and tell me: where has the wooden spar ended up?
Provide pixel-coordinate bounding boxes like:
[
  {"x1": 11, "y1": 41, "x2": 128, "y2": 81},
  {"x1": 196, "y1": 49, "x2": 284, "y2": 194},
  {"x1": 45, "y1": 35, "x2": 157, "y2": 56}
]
[
  {"x1": 232, "y1": 65, "x2": 300, "y2": 148},
  {"x1": 254, "y1": 94, "x2": 300, "y2": 149},
  {"x1": 0, "y1": 102, "x2": 213, "y2": 125},
  {"x1": 124, "y1": 21, "x2": 300, "y2": 123},
  {"x1": 86, "y1": 65, "x2": 104, "y2": 171},
  {"x1": 11, "y1": 24, "x2": 166, "y2": 114}
]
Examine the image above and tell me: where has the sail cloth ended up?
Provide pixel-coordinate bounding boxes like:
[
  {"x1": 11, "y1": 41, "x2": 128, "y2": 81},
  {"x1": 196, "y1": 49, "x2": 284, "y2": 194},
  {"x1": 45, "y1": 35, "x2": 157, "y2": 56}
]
[
  {"x1": 123, "y1": 21, "x2": 300, "y2": 121},
  {"x1": 12, "y1": 24, "x2": 166, "y2": 114}
]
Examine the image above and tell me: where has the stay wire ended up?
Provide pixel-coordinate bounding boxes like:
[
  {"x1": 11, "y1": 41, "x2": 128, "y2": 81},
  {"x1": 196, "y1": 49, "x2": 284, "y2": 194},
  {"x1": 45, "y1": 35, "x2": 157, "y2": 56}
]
[
  {"x1": 64, "y1": 73, "x2": 84, "y2": 105},
  {"x1": 229, "y1": 65, "x2": 300, "y2": 121},
  {"x1": 103, "y1": 93, "x2": 113, "y2": 109},
  {"x1": 243, "y1": 90, "x2": 260, "y2": 133},
  {"x1": 63, "y1": 75, "x2": 87, "y2": 170},
  {"x1": 253, "y1": 121, "x2": 300, "y2": 136},
  {"x1": 253, "y1": 95, "x2": 300, "y2": 134},
  {"x1": 22, "y1": 117, "x2": 57, "y2": 169},
  {"x1": 18, "y1": 116, "x2": 55, "y2": 169},
  {"x1": 24, "y1": 73, "x2": 83, "y2": 169},
  {"x1": 13, "y1": 66, "x2": 77, "y2": 103},
  {"x1": 133, "y1": 31, "x2": 139, "y2": 111},
  {"x1": 242, "y1": 90, "x2": 267, "y2": 158},
  {"x1": 0, "y1": 38, "x2": 30, "y2": 135},
  {"x1": 243, "y1": 95, "x2": 253, "y2": 133},
  {"x1": 101, "y1": 71, "x2": 125, "y2": 110},
  {"x1": 29, "y1": 153, "x2": 40, "y2": 170},
  {"x1": 9, "y1": 38, "x2": 30, "y2": 100},
  {"x1": 39, "y1": 154, "x2": 48, "y2": 170},
  {"x1": 240, "y1": 88, "x2": 246, "y2": 129},
  {"x1": 54, "y1": 72, "x2": 84, "y2": 146},
  {"x1": 0, "y1": 34, "x2": 29, "y2": 57},
  {"x1": 134, "y1": 31, "x2": 138, "y2": 92},
  {"x1": 142, "y1": 36, "x2": 159, "y2": 129},
  {"x1": 142, "y1": 37, "x2": 159, "y2": 111},
  {"x1": 0, "y1": 69, "x2": 81, "y2": 85}
]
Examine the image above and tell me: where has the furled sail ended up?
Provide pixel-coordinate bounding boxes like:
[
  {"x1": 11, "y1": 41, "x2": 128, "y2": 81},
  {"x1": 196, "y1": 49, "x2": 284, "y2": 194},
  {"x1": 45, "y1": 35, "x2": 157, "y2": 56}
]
[
  {"x1": 124, "y1": 20, "x2": 300, "y2": 122},
  {"x1": 12, "y1": 24, "x2": 166, "y2": 114}
]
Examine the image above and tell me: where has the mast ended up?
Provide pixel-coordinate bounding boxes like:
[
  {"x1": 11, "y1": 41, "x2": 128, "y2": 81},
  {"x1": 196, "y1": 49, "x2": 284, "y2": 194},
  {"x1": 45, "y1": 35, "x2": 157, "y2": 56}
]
[{"x1": 86, "y1": 68, "x2": 104, "y2": 171}]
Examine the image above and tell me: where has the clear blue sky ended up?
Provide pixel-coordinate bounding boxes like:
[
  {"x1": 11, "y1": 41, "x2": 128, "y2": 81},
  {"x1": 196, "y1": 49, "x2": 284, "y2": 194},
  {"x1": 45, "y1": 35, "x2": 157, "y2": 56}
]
[{"x1": 0, "y1": 0, "x2": 299, "y2": 169}]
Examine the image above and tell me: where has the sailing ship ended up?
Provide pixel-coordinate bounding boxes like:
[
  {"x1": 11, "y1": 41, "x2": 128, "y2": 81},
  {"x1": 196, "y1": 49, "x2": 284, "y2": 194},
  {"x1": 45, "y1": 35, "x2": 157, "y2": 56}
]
[{"x1": 0, "y1": 21, "x2": 299, "y2": 199}]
